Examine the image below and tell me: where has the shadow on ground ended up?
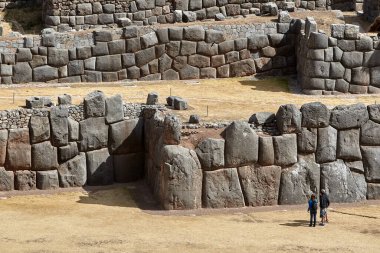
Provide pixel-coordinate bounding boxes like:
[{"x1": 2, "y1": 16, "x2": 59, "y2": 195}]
[
  {"x1": 77, "y1": 180, "x2": 162, "y2": 211},
  {"x1": 239, "y1": 77, "x2": 290, "y2": 93},
  {"x1": 279, "y1": 220, "x2": 311, "y2": 227}
]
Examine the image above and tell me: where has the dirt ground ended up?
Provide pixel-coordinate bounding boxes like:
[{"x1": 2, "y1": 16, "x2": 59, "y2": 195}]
[
  {"x1": 1, "y1": 77, "x2": 380, "y2": 122},
  {"x1": 0, "y1": 183, "x2": 379, "y2": 253}
]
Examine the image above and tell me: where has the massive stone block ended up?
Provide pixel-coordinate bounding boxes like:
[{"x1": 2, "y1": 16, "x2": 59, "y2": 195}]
[
  {"x1": 0, "y1": 167, "x2": 14, "y2": 191},
  {"x1": 32, "y1": 141, "x2": 59, "y2": 171},
  {"x1": 279, "y1": 154, "x2": 320, "y2": 205},
  {"x1": 297, "y1": 128, "x2": 317, "y2": 153},
  {"x1": 230, "y1": 59, "x2": 256, "y2": 77},
  {"x1": 13, "y1": 62, "x2": 32, "y2": 84},
  {"x1": 330, "y1": 103, "x2": 368, "y2": 129},
  {"x1": 58, "y1": 153, "x2": 87, "y2": 187},
  {"x1": 0, "y1": 130, "x2": 7, "y2": 166},
  {"x1": 224, "y1": 121, "x2": 258, "y2": 167},
  {"x1": 79, "y1": 117, "x2": 109, "y2": 152},
  {"x1": 276, "y1": 104, "x2": 301, "y2": 134},
  {"x1": 367, "y1": 183, "x2": 380, "y2": 199},
  {"x1": 300, "y1": 102, "x2": 330, "y2": 128},
  {"x1": 368, "y1": 104, "x2": 380, "y2": 123},
  {"x1": 109, "y1": 118, "x2": 144, "y2": 154},
  {"x1": 361, "y1": 146, "x2": 380, "y2": 183},
  {"x1": 68, "y1": 117, "x2": 79, "y2": 141},
  {"x1": 238, "y1": 165, "x2": 281, "y2": 206},
  {"x1": 337, "y1": 129, "x2": 361, "y2": 160},
  {"x1": 195, "y1": 138, "x2": 224, "y2": 170},
  {"x1": 105, "y1": 94, "x2": 124, "y2": 124},
  {"x1": 50, "y1": 106, "x2": 69, "y2": 147},
  {"x1": 84, "y1": 90, "x2": 106, "y2": 118},
  {"x1": 114, "y1": 153, "x2": 144, "y2": 183},
  {"x1": 203, "y1": 168, "x2": 245, "y2": 208},
  {"x1": 36, "y1": 170, "x2": 59, "y2": 190},
  {"x1": 48, "y1": 48, "x2": 69, "y2": 67},
  {"x1": 15, "y1": 170, "x2": 36, "y2": 191},
  {"x1": 6, "y1": 128, "x2": 31, "y2": 170},
  {"x1": 96, "y1": 55, "x2": 122, "y2": 72},
  {"x1": 33, "y1": 66, "x2": 59, "y2": 82},
  {"x1": 316, "y1": 126, "x2": 337, "y2": 164},
  {"x1": 307, "y1": 32, "x2": 328, "y2": 49},
  {"x1": 86, "y1": 148, "x2": 114, "y2": 186},
  {"x1": 160, "y1": 145, "x2": 202, "y2": 210},
  {"x1": 29, "y1": 116, "x2": 50, "y2": 144},
  {"x1": 59, "y1": 142, "x2": 79, "y2": 163},
  {"x1": 273, "y1": 134, "x2": 297, "y2": 166},
  {"x1": 361, "y1": 120, "x2": 380, "y2": 145},
  {"x1": 258, "y1": 136, "x2": 274, "y2": 166},
  {"x1": 321, "y1": 160, "x2": 366, "y2": 203}
]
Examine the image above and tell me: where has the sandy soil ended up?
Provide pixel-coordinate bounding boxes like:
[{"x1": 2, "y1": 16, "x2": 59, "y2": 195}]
[
  {"x1": 0, "y1": 183, "x2": 379, "y2": 253},
  {"x1": 1, "y1": 77, "x2": 380, "y2": 122}
]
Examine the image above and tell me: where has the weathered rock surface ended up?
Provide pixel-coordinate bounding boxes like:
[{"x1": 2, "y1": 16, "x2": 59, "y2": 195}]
[
  {"x1": 79, "y1": 117, "x2": 109, "y2": 151},
  {"x1": 195, "y1": 138, "x2": 224, "y2": 170},
  {"x1": 6, "y1": 129, "x2": 31, "y2": 170},
  {"x1": 258, "y1": 136, "x2": 274, "y2": 166},
  {"x1": 297, "y1": 128, "x2": 317, "y2": 153},
  {"x1": 0, "y1": 167, "x2": 14, "y2": 191},
  {"x1": 15, "y1": 170, "x2": 36, "y2": 191},
  {"x1": 367, "y1": 183, "x2": 380, "y2": 199},
  {"x1": 31, "y1": 141, "x2": 59, "y2": 171},
  {"x1": 273, "y1": 134, "x2": 297, "y2": 166},
  {"x1": 50, "y1": 106, "x2": 69, "y2": 147},
  {"x1": 36, "y1": 170, "x2": 59, "y2": 190},
  {"x1": 58, "y1": 153, "x2": 87, "y2": 187},
  {"x1": 276, "y1": 104, "x2": 301, "y2": 134},
  {"x1": 321, "y1": 159, "x2": 366, "y2": 202},
  {"x1": 109, "y1": 118, "x2": 144, "y2": 154},
  {"x1": 360, "y1": 120, "x2": 380, "y2": 145},
  {"x1": 105, "y1": 94, "x2": 124, "y2": 124},
  {"x1": 114, "y1": 153, "x2": 144, "y2": 183},
  {"x1": 203, "y1": 168, "x2": 245, "y2": 208},
  {"x1": 316, "y1": 126, "x2": 337, "y2": 164},
  {"x1": 224, "y1": 121, "x2": 258, "y2": 167},
  {"x1": 86, "y1": 148, "x2": 114, "y2": 185},
  {"x1": 0, "y1": 130, "x2": 7, "y2": 166},
  {"x1": 29, "y1": 116, "x2": 50, "y2": 144},
  {"x1": 279, "y1": 154, "x2": 320, "y2": 205},
  {"x1": 330, "y1": 103, "x2": 368, "y2": 129},
  {"x1": 58, "y1": 142, "x2": 79, "y2": 163},
  {"x1": 238, "y1": 165, "x2": 281, "y2": 206},
  {"x1": 84, "y1": 90, "x2": 106, "y2": 118},
  {"x1": 160, "y1": 145, "x2": 202, "y2": 210},
  {"x1": 361, "y1": 146, "x2": 380, "y2": 183},
  {"x1": 337, "y1": 129, "x2": 361, "y2": 160},
  {"x1": 300, "y1": 102, "x2": 330, "y2": 128}
]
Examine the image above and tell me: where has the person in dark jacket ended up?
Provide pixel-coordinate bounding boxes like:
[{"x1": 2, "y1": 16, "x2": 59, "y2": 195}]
[
  {"x1": 320, "y1": 189, "x2": 330, "y2": 226},
  {"x1": 307, "y1": 193, "x2": 318, "y2": 227}
]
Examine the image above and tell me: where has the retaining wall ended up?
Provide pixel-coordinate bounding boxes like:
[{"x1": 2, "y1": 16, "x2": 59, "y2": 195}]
[
  {"x1": 297, "y1": 18, "x2": 380, "y2": 95},
  {"x1": 0, "y1": 90, "x2": 165, "y2": 191},
  {"x1": 0, "y1": 21, "x2": 298, "y2": 84},
  {"x1": 144, "y1": 102, "x2": 380, "y2": 210}
]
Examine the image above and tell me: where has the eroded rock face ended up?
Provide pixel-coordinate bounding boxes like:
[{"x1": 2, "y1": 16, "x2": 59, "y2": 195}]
[
  {"x1": 160, "y1": 145, "x2": 202, "y2": 210},
  {"x1": 321, "y1": 159, "x2": 366, "y2": 203},
  {"x1": 238, "y1": 165, "x2": 281, "y2": 207},
  {"x1": 203, "y1": 168, "x2": 245, "y2": 208},
  {"x1": 6, "y1": 129, "x2": 31, "y2": 170},
  {"x1": 316, "y1": 126, "x2": 337, "y2": 164},
  {"x1": 31, "y1": 141, "x2": 59, "y2": 171},
  {"x1": 330, "y1": 103, "x2": 369, "y2": 129},
  {"x1": 29, "y1": 116, "x2": 50, "y2": 144},
  {"x1": 273, "y1": 134, "x2": 298, "y2": 166},
  {"x1": 84, "y1": 90, "x2": 106, "y2": 118},
  {"x1": 278, "y1": 154, "x2": 320, "y2": 205},
  {"x1": 36, "y1": 170, "x2": 59, "y2": 190},
  {"x1": 15, "y1": 170, "x2": 36, "y2": 191},
  {"x1": 276, "y1": 104, "x2": 302, "y2": 134},
  {"x1": 224, "y1": 121, "x2": 258, "y2": 167},
  {"x1": 58, "y1": 153, "x2": 87, "y2": 187},
  {"x1": 0, "y1": 167, "x2": 14, "y2": 191},
  {"x1": 300, "y1": 102, "x2": 330, "y2": 128},
  {"x1": 361, "y1": 146, "x2": 380, "y2": 183},
  {"x1": 50, "y1": 106, "x2": 69, "y2": 147},
  {"x1": 195, "y1": 138, "x2": 225, "y2": 170}
]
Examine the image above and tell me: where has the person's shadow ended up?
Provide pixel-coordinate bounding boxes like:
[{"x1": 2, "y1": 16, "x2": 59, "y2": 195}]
[{"x1": 279, "y1": 220, "x2": 311, "y2": 227}]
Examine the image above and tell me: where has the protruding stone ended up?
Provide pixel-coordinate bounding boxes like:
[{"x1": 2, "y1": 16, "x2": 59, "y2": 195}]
[
  {"x1": 31, "y1": 141, "x2": 59, "y2": 171},
  {"x1": 84, "y1": 90, "x2": 106, "y2": 118},
  {"x1": 36, "y1": 170, "x2": 59, "y2": 190},
  {"x1": 276, "y1": 104, "x2": 301, "y2": 134},
  {"x1": 330, "y1": 103, "x2": 368, "y2": 129},
  {"x1": 86, "y1": 148, "x2": 114, "y2": 186},
  {"x1": 58, "y1": 153, "x2": 87, "y2": 187},
  {"x1": 195, "y1": 138, "x2": 224, "y2": 170},
  {"x1": 146, "y1": 92, "x2": 159, "y2": 105},
  {"x1": 300, "y1": 102, "x2": 330, "y2": 128},
  {"x1": 79, "y1": 117, "x2": 108, "y2": 152},
  {"x1": 105, "y1": 94, "x2": 123, "y2": 124}
]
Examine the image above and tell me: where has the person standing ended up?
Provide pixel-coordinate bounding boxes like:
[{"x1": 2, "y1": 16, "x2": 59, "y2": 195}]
[
  {"x1": 320, "y1": 189, "x2": 330, "y2": 226},
  {"x1": 307, "y1": 193, "x2": 318, "y2": 227}
]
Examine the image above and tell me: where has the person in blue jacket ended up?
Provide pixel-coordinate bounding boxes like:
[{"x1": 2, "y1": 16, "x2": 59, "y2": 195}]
[{"x1": 307, "y1": 193, "x2": 318, "y2": 227}]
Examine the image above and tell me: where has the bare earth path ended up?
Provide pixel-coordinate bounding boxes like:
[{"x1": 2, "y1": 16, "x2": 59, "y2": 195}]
[{"x1": 0, "y1": 183, "x2": 379, "y2": 253}]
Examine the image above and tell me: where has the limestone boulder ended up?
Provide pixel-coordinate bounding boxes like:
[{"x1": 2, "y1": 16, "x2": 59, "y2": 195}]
[
  {"x1": 29, "y1": 116, "x2": 50, "y2": 144},
  {"x1": 337, "y1": 129, "x2": 361, "y2": 160},
  {"x1": 361, "y1": 146, "x2": 380, "y2": 183},
  {"x1": 50, "y1": 106, "x2": 69, "y2": 147},
  {"x1": 361, "y1": 120, "x2": 380, "y2": 146},
  {"x1": 109, "y1": 118, "x2": 144, "y2": 154},
  {"x1": 273, "y1": 134, "x2": 297, "y2": 166},
  {"x1": 330, "y1": 103, "x2": 368, "y2": 129},
  {"x1": 86, "y1": 148, "x2": 114, "y2": 185},
  {"x1": 32, "y1": 141, "x2": 59, "y2": 171},
  {"x1": 36, "y1": 170, "x2": 59, "y2": 190},
  {"x1": 58, "y1": 142, "x2": 79, "y2": 163},
  {"x1": 15, "y1": 170, "x2": 36, "y2": 191},
  {"x1": 297, "y1": 128, "x2": 317, "y2": 153},
  {"x1": 300, "y1": 102, "x2": 330, "y2": 128},
  {"x1": 195, "y1": 138, "x2": 225, "y2": 170},
  {"x1": 316, "y1": 126, "x2": 337, "y2": 164},
  {"x1": 79, "y1": 117, "x2": 109, "y2": 152},
  {"x1": 238, "y1": 165, "x2": 281, "y2": 206},
  {"x1": 276, "y1": 104, "x2": 301, "y2": 134},
  {"x1": 160, "y1": 145, "x2": 202, "y2": 210},
  {"x1": 84, "y1": 90, "x2": 106, "y2": 118},
  {"x1": 105, "y1": 94, "x2": 124, "y2": 124},
  {"x1": 279, "y1": 154, "x2": 320, "y2": 205},
  {"x1": 114, "y1": 153, "x2": 144, "y2": 183},
  {"x1": 224, "y1": 121, "x2": 258, "y2": 167},
  {"x1": 12, "y1": 62, "x2": 32, "y2": 84},
  {"x1": 321, "y1": 160, "x2": 366, "y2": 202},
  {"x1": 203, "y1": 168, "x2": 245, "y2": 208},
  {"x1": 58, "y1": 153, "x2": 87, "y2": 187},
  {"x1": 0, "y1": 167, "x2": 14, "y2": 191},
  {"x1": 6, "y1": 129, "x2": 31, "y2": 170}
]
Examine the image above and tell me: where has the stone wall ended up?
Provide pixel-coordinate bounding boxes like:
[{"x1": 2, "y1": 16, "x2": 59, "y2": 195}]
[
  {"x1": 363, "y1": 0, "x2": 380, "y2": 21},
  {"x1": 297, "y1": 18, "x2": 380, "y2": 95},
  {"x1": 0, "y1": 21, "x2": 298, "y2": 84},
  {"x1": 41, "y1": 0, "x2": 325, "y2": 31},
  {"x1": 144, "y1": 102, "x2": 380, "y2": 210},
  {"x1": 0, "y1": 90, "x2": 166, "y2": 191}
]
